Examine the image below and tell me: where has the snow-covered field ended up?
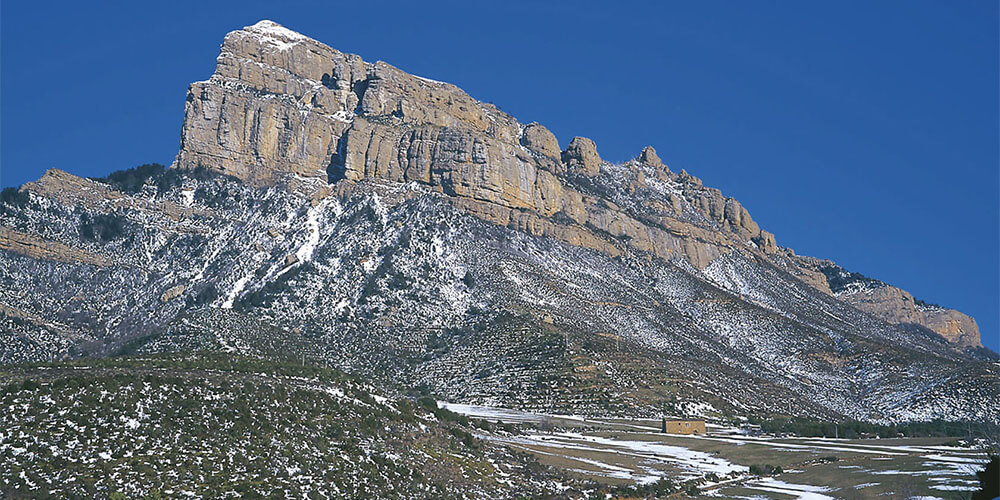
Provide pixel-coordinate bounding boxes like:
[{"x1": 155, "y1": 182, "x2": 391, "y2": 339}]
[{"x1": 442, "y1": 403, "x2": 990, "y2": 499}]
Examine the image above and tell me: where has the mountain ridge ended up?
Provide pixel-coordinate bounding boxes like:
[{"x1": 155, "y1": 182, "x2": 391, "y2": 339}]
[
  {"x1": 170, "y1": 19, "x2": 980, "y2": 349},
  {"x1": 1, "y1": 20, "x2": 995, "y2": 425}
]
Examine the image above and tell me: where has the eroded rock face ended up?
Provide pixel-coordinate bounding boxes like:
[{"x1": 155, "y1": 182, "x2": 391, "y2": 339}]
[
  {"x1": 175, "y1": 21, "x2": 521, "y2": 185},
  {"x1": 562, "y1": 137, "x2": 601, "y2": 177},
  {"x1": 521, "y1": 123, "x2": 561, "y2": 160},
  {"x1": 165, "y1": 20, "x2": 982, "y2": 351},
  {"x1": 0, "y1": 227, "x2": 110, "y2": 267},
  {"x1": 844, "y1": 285, "x2": 923, "y2": 324},
  {"x1": 793, "y1": 258, "x2": 984, "y2": 349},
  {"x1": 922, "y1": 308, "x2": 981, "y2": 348},
  {"x1": 638, "y1": 146, "x2": 670, "y2": 180},
  {"x1": 174, "y1": 20, "x2": 786, "y2": 271},
  {"x1": 840, "y1": 285, "x2": 982, "y2": 348}
]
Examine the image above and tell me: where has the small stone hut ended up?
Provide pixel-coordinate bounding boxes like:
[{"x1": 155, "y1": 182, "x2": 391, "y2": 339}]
[{"x1": 661, "y1": 418, "x2": 706, "y2": 435}]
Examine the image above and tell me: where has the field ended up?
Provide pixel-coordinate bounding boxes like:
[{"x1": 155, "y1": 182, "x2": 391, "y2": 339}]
[
  {"x1": 442, "y1": 403, "x2": 991, "y2": 499},
  {"x1": 0, "y1": 354, "x2": 989, "y2": 499}
]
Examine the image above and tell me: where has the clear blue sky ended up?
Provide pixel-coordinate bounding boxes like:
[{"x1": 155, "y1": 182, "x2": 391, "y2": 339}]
[{"x1": 2, "y1": 1, "x2": 997, "y2": 352}]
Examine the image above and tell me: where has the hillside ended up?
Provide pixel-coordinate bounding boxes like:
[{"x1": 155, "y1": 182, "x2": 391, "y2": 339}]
[{"x1": 0, "y1": 353, "x2": 566, "y2": 498}]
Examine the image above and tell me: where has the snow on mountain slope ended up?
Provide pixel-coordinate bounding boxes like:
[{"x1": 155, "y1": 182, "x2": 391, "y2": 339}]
[
  {"x1": 1, "y1": 20, "x2": 996, "y2": 425},
  {"x1": 1, "y1": 168, "x2": 996, "y2": 423}
]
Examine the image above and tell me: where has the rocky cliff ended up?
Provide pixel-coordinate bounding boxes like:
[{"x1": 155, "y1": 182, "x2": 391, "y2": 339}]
[
  {"x1": 176, "y1": 20, "x2": 777, "y2": 270},
  {"x1": 795, "y1": 258, "x2": 983, "y2": 348},
  {"x1": 174, "y1": 20, "x2": 979, "y2": 348}
]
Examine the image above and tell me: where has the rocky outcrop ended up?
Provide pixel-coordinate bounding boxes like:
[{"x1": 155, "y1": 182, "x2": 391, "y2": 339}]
[
  {"x1": 22, "y1": 169, "x2": 119, "y2": 208},
  {"x1": 921, "y1": 308, "x2": 981, "y2": 348},
  {"x1": 175, "y1": 21, "x2": 353, "y2": 183},
  {"x1": 840, "y1": 285, "x2": 982, "y2": 348},
  {"x1": 0, "y1": 227, "x2": 111, "y2": 267},
  {"x1": 562, "y1": 137, "x2": 601, "y2": 177},
  {"x1": 160, "y1": 285, "x2": 186, "y2": 302},
  {"x1": 175, "y1": 21, "x2": 520, "y2": 184},
  {"x1": 637, "y1": 146, "x2": 670, "y2": 180},
  {"x1": 842, "y1": 284, "x2": 923, "y2": 324},
  {"x1": 793, "y1": 257, "x2": 983, "y2": 349},
  {"x1": 22, "y1": 169, "x2": 207, "y2": 224},
  {"x1": 173, "y1": 20, "x2": 785, "y2": 271},
  {"x1": 521, "y1": 123, "x2": 561, "y2": 160}
]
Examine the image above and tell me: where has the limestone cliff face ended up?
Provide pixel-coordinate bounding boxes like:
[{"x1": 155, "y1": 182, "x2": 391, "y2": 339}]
[
  {"x1": 174, "y1": 20, "x2": 777, "y2": 269},
  {"x1": 175, "y1": 21, "x2": 357, "y2": 182},
  {"x1": 168, "y1": 20, "x2": 980, "y2": 349},
  {"x1": 795, "y1": 257, "x2": 984, "y2": 349},
  {"x1": 921, "y1": 308, "x2": 981, "y2": 349},
  {"x1": 840, "y1": 285, "x2": 982, "y2": 348}
]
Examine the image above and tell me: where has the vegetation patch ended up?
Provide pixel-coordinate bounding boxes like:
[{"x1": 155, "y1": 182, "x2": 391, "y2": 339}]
[
  {"x1": 749, "y1": 416, "x2": 996, "y2": 439},
  {"x1": 79, "y1": 212, "x2": 127, "y2": 241},
  {"x1": 0, "y1": 353, "x2": 565, "y2": 499}
]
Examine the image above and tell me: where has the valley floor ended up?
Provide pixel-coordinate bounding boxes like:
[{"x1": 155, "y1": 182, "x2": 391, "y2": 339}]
[
  {"x1": 0, "y1": 354, "x2": 990, "y2": 499},
  {"x1": 442, "y1": 403, "x2": 991, "y2": 499}
]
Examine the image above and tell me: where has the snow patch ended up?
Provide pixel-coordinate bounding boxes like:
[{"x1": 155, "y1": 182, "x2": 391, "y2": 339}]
[
  {"x1": 221, "y1": 274, "x2": 253, "y2": 310},
  {"x1": 745, "y1": 478, "x2": 835, "y2": 500},
  {"x1": 243, "y1": 20, "x2": 307, "y2": 51}
]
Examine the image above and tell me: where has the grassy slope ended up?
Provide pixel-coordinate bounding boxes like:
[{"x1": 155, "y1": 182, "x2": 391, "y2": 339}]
[{"x1": 0, "y1": 353, "x2": 564, "y2": 499}]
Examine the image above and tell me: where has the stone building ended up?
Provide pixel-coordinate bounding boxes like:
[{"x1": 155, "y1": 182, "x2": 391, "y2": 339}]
[{"x1": 661, "y1": 418, "x2": 706, "y2": 435}]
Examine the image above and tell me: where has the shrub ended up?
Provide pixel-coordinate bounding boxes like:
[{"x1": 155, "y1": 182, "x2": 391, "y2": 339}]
[
  {"x1": 449, "y1": 427, "x2": 478, "y2": 448},
  {"x1": 749, "y1": 464, "x2": 783, "y2": 475},
  {"x1": 416, "y1": 396, "x2": 437, "y2": 411},
  {"x1": 462, "y1": 271, "x2": 475, "y2": 288},
  {"x1": 971, "y1": 454, "x2": 999, "y2": 500},
  {"x1": 188, "y1": 284, "x2": 219, "y2": 307},
  {"x1": 93, "y1": 163, "x2": 166, "y2": 193},
  {"x1": 1, "y1": 187, "x2": 29, "y2": 208},
  {"x1": 818, "y1": 265, "x2": 883, "y2": 294},
  {"x1": 79, "y1": 212, "x2": 126, "y2": 241},
  {"x1": 913, "y1": 298, "x2": 941, "y2": 309}
]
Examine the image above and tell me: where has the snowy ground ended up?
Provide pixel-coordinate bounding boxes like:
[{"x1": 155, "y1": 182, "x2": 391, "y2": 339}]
[{"x1": 441, "y1": 403, "x2": 989, "y2": 499}]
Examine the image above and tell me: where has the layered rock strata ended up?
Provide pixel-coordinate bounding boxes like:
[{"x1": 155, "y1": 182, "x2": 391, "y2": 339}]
[{"x1": 175, "y1": 20, "x2": 778, "y2": 270}]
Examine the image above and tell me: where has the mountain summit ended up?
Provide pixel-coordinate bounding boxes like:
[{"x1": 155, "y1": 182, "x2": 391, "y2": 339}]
[{"x1": 1, "y1": 21, "x2": 995, "y2": 423}]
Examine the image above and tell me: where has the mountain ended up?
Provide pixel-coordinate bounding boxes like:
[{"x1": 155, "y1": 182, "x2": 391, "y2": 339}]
[{"x1": 1, "y1": 20, "x2": 996, "y2": 425}]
